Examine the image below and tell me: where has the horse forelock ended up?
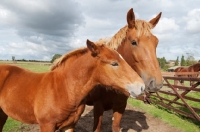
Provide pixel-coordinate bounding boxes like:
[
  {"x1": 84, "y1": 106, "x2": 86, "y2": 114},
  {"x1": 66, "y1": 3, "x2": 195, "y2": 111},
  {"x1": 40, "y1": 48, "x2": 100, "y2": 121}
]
[
  {"x1": 135, "y1": 20, "x2": 153, "y2": 37},
  {"x1": 50, "y1": 47, "x2": 88, "y2": 71},
  {"x1": 99, "y1": 20, "x2": 153, "y2": 50}
]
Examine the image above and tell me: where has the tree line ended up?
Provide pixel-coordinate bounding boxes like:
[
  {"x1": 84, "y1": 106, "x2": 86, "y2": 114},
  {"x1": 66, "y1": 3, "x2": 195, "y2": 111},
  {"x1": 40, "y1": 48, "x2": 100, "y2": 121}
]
[
  {"x1": 158, "y1": 54, "x2": 200, "y2": 71},
  {"x1": 11, "y1": 53, "x2": 200, "y2": 71}
]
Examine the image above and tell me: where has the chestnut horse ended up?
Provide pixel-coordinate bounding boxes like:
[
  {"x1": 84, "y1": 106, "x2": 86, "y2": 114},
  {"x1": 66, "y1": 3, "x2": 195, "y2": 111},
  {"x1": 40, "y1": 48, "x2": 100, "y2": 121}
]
[
  {"x1": 174, "y1": 63, "x2": 200, "y2": 85},
  {"x1": 86, "y1": 8, "x2": 163, "y2": 132},
  {"x1": 0, "y1": 40, "x2": 145, "y2": 132}
]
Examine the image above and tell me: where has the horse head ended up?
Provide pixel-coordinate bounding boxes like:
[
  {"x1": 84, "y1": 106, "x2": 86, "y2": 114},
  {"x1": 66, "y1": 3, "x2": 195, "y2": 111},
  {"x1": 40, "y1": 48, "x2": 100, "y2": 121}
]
[
  {"x1": 87, "y1": 39, "x2": 145, "y2": 98},
  {"x1": 116, "y1": 8, "x2": 163, "y2": 92}
]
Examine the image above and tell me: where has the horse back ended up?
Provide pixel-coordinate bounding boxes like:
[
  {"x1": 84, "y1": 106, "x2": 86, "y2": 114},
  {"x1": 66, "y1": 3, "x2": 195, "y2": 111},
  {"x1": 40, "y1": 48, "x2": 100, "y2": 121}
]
[
  {"x1": 0, "y1": 65, "x2": 38, "y2": 91},
  {"x1": 174, "y1": 67, "x2": 183, "y2": 72}
]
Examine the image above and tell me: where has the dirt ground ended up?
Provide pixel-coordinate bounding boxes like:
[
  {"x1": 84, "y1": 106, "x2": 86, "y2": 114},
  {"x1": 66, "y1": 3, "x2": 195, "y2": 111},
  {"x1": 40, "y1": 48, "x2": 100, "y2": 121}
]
[{"x1": 11, "y1": 104, "x2": 183, "y2": 132}]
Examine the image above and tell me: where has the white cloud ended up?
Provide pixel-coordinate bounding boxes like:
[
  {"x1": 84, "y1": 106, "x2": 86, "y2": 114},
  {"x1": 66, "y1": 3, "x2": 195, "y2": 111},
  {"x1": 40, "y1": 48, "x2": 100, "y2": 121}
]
[
  {"x1": 152, "y1": 17, "x2": 180, "y2": 49},
  {"x1": 155, "y1": 33, "x2": 174, "y2": 43},
  {"x1": 0, "y1": 0, "x2": 200, "y2": 61},
  {"x1": 184, "y1": 8, "x2": 200, "y2": 33},
  {"x1": 153, "y1": 18, "x2": 179, "y2": 34},
  {"x1": 160, "y1": 0, "x2": 174, "y2": 7}
]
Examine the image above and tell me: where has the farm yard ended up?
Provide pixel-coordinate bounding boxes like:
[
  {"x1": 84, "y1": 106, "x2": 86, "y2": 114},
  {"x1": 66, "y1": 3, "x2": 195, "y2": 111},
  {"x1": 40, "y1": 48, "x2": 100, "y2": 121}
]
[
  {"x1": 0, "y1": 0, "x2": 200, "y2": 132},
  {"x1": 0, "y1": 61, "x2": 199, "y2": 132}
]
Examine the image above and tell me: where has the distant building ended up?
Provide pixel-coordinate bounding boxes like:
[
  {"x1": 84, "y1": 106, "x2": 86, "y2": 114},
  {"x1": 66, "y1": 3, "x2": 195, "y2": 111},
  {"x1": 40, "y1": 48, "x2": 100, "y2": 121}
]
[{"x1": 167, "y1": 60, "x2": 180, "y2": 67}]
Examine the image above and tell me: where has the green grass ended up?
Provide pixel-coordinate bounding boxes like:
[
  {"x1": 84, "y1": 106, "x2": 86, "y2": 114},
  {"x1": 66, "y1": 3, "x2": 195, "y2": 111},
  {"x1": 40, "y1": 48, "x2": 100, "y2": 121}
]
[
  {"x1": 3, "y1": 118, "x2": 22, "y2": 132},
  {"x1": 164, "y1": 79, "x2": 192, "y2": 87},
  {"x1": 0, "y1": 61, "x2": 50, "y2": 73},
  {"x1": 16, "y1": 64, "x2": 50, "y2": 72},
  {"x1": 153, "y1": 92, "x2": 200, "y2": 117},
  {"x1": 128, "y1": 98, "x2": 200, "y2": 132},
  {"x1": 161, "y1": 78, "x2": 200, "y2": 116},
  {"x1": 186, "y1": 92, "x2": 200, "y2": 107}
]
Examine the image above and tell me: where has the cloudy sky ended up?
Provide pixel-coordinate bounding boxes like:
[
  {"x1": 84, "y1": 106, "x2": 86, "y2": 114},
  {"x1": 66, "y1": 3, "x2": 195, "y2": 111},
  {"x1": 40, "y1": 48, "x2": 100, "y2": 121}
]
[{"x1": 0, "y1": 0, "x2": 200, "y2": 61}]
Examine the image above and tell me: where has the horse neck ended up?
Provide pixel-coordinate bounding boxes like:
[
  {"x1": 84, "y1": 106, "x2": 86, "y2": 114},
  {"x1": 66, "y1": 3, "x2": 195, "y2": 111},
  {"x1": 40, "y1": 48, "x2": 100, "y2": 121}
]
[
  {"x1": 54, "y1": 52, "x2": 98, "y2": 104},
  {"x1": 191, "y1": 64, "x2": 200, "y2": 72}
]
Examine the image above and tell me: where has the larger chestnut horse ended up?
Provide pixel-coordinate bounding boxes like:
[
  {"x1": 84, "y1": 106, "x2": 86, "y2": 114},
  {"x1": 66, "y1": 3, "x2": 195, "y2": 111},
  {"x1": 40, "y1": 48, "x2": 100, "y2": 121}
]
[
  {"x1": 0, "y1": 40, "x2": 145, "y2": 132},
  {"x1": 174, "y1": 63, "x2": 200, "y2": 85},
  {"x1": 86, "y1": 8, "x2": 163, "y2": 132}
]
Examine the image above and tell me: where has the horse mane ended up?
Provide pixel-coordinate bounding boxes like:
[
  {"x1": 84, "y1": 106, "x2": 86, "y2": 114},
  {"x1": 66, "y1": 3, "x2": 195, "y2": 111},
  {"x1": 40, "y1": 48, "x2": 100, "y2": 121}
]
[
  {"x1": 189, "y1": 62, "x2": 200, "y2": 71},
  {"x1": 50, "y1": 44, "x2": 106, "y2": 71},
  {"x1": 50, "y1": 47, "x2": 88, "y2": 71},
  {"x1": 96, "y1": 20, "x2": 153, "y2": 49},
  {"x1": 192, "y1": 62, "x2": 200, "y2": 67}
]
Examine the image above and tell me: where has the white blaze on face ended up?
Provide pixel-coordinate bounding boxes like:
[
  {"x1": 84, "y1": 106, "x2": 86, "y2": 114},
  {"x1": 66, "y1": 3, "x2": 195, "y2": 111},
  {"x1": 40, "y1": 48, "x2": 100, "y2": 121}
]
[{"x1": 116, "y1": 51, "x2": 124, "y2": 60}]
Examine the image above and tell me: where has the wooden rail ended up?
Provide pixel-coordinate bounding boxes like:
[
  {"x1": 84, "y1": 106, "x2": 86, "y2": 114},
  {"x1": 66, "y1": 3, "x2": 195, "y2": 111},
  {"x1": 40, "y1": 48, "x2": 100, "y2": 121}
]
[{"x1": 138, "y1": 72, "x2": 200, "y2": 121}]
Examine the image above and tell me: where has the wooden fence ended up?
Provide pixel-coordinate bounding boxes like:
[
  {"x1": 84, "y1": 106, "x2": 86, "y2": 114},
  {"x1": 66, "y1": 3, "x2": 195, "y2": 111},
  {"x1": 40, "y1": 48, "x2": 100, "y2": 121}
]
[{"x1": 138, "y1": 72, "x2": 200, "y2": 121}]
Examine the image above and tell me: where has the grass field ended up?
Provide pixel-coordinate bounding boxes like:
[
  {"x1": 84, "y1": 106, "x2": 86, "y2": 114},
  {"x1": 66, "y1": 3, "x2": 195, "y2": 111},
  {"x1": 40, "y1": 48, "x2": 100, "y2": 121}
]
[
  {"x1": 0, "y1": 61, "x2": 50, "y2": 72},
  {"x1": 128, "y1": 99, "x2": 200, "y2": 132},
  {"x1": 1, "y1": 61, "x2": 200, "y2": 132}
]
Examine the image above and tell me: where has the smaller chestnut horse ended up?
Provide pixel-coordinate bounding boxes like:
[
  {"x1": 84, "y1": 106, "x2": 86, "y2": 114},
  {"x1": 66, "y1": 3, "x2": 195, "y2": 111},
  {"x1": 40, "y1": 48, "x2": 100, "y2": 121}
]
[
  {"x1": 0, "y1": 40, "x2": 145, "y2": 132},
  {"x1": 174, "y1": 63, "x2": 200, "y2": 85}
]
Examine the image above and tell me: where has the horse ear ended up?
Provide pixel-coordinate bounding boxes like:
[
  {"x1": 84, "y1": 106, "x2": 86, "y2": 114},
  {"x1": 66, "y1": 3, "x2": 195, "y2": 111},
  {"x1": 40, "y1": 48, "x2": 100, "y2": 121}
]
[
  {"x1": 86, "y1": 39, "x2": 100, "y2": 57},
  {"x1": 127, "y1": 8, "x2": 135, "y2": 29},
  {"x1": 149, "y1": 12, "x2": 162, "y2": 28}
]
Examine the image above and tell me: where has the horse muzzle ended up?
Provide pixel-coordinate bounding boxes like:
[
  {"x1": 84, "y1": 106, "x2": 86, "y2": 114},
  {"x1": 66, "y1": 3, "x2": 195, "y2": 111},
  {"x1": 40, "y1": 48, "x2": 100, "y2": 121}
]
[{"x1": 126, "y1": 83, "x2": 145, "y2": 98}]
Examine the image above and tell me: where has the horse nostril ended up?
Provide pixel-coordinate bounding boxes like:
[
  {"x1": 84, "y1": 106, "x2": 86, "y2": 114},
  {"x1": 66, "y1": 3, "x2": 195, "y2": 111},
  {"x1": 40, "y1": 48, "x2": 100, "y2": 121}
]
[
  {"x1": 149, "y1": 78, "x2": 155, "y2": 87},
  {"x1": 141, "y1": 84, "x2": 145, "y2": 92},
  {"x1": 141, "y1": 86, "x2": 145, "y2": 92},
  {"x1": 150, "y1": 79, "x2": 154, "y2": 85}
]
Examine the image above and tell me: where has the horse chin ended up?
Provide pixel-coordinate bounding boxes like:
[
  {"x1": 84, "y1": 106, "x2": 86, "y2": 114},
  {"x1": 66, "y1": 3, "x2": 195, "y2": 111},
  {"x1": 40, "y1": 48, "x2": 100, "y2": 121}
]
[{"x1": 129, "y1": 93, "x2": 137, "y2": 98}]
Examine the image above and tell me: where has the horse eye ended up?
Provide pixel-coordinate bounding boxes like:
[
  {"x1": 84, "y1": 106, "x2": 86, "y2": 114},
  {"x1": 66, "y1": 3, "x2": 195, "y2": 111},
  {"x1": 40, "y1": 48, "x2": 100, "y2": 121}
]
[
  {"x1": 111, "y1": 62, "x2": 119, "y2": 66},
  {"x1": 131, "y1": 41, "x2": 137, "y2": 46}
]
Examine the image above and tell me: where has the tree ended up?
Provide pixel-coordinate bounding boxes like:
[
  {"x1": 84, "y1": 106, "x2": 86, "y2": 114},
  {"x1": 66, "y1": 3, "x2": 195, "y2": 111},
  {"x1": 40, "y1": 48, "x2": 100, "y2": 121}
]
[
  {"x1": 185, "y1": 53, "x2": 196, "y2": 66},
  {"x1": 12, "y1": 56, "x2": 15, "y2": 61},
  {"x1": 181, "y1": 55, "x2": 186, "y2": 66},
  {"x1": 51, "y1": 54, "x2": 62, "y2": 63},
  {"x1": 157, "y1": 57, "x2": 168, "y2": 70},
  {"x1": 174, "y1": 56, "x2": 179, "y2": 66}
]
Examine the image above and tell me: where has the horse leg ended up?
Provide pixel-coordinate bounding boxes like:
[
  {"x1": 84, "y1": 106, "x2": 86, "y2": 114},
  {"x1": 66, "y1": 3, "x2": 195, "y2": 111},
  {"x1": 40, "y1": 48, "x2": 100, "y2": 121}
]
[
  {"x1": 64, "y1": 128, "x2": 73, "y2": 132},
  {"x1": 59, "y1": 128, "x2": 73, "y2": 132},
  {"x1": 59, "y1": 103, "x2": 85, "y2": 132},
  {"x1": 180, "y1": 80, "x2": 184, "y2": 86},
  {"x1": 0, "y1": 109, "x2": 8, "y2": 132},
  {"x1": 191, "y1": 81, "x2": 194, "y2": 86},
  {"x1": 93, "y1": 102, "x2": 104, "y2": 132},
  {"x1": 112, "y1": 112, "x2": 122, "y2": 132},
  {"x1": 40, "y1": 123, "x2": 56, "y2": 132},
  {"x1": 112, "y1": 102, "x2": 127, "y2": 132}
]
